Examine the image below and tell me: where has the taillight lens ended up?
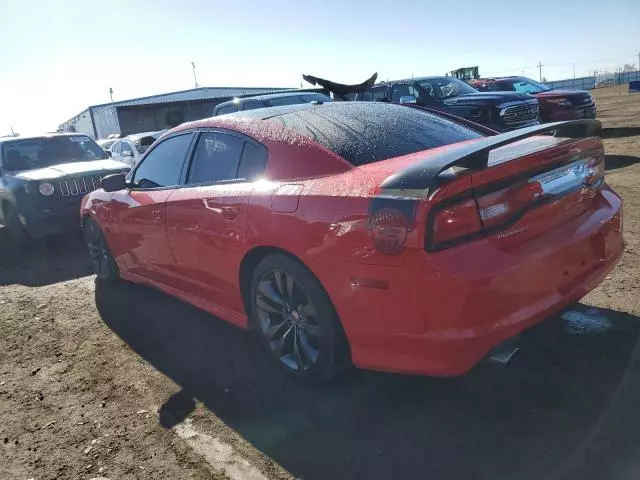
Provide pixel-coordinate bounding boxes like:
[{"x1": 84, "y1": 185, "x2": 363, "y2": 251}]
[
  {"x1": 427, "y1": 156, "x2": 604, "y2": 250},
  {"x1": 431, "y1": 198, "x2": 482, "y2": 246},
  {"x1": 584, "y1": 156, "x2": 604, "y2": 187}
]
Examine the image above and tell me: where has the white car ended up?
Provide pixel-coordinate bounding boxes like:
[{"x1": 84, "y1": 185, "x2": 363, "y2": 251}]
[
  {"x1": 109, "y1": 131, "x2": 164, "y2": 167},
  {"x1": 96, "y1": 138, "x2": 117, "y2": 153}
]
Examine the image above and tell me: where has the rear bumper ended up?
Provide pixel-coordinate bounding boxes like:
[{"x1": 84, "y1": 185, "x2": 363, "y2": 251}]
[{"x1": 311, "y1": 187, "x2": 623, "y2": 376}]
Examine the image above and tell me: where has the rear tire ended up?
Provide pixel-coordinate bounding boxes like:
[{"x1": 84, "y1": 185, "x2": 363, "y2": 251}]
[
  {"x1": 249, "y1": 253, "x2": 351, "y2": 382},
  {"x1": 83, "y1": 217, "x2": 119, "y2": 282}
]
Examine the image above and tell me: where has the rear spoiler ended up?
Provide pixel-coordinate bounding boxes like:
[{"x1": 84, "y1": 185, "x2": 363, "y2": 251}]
[{"x1": 380, "y1": 119, "x2": 602, "y2": 190}]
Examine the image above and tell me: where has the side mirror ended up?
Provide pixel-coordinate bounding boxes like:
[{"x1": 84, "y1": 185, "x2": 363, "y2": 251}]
[
  {"x1": 399, "y1": 95, "x2": 417, "y2": 104},
  {"x1": 101, "y1": 173, "x2": 127, "y2": 192}
]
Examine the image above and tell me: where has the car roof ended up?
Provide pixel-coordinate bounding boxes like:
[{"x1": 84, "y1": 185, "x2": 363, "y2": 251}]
[{"x1": 0, "y1": 132, "x2": 90, "y2": 146}]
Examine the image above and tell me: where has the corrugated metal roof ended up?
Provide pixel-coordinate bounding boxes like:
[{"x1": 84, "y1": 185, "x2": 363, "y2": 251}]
[{"x1": 102, "y1": 86, "x2": 295, "y2": 108}]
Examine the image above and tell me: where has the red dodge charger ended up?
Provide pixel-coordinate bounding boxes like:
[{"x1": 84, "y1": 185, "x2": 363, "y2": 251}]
[{"x1": 81, "y1": 102, "x2": 623, "y2": 381}]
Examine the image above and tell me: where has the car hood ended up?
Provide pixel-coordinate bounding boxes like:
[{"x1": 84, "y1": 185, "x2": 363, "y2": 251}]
[
  {"x1": 533, "y1": 89, "x2": 590, "y2": 98},
  {"x1": 444, "y1": 91, "x2": 535, "y2": 106},
  {"x1": 13, "y1": 159, "x2": 130, "y2": 181}
]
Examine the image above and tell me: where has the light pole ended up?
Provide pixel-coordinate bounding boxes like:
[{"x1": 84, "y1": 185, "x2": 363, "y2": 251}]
[{"x1": 192, "y1": 62, "x2": 199, "y2": 88}]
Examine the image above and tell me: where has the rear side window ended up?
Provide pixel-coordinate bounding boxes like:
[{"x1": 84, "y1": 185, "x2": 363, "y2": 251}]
[
  {"x1": 188, "y1": 132, "x2": 244, "y2": 184},
  {"x1": 357, "y1": 87, "x2": 387, "y2": 102},
  {"x1": 133, "y1": 133, "x2": 192, "y2": 188},
  {"x1": 267, "y1": 103, "x2": 483, "y2": 166},
  {"x1": 187, "y1": 132, "x2": 267, "y2": 184},
  {"x1": 215, "y1": 104, "x2": 238, "y2": 116},
  {"x1": 237, "y1": 142, "x2": 267, "y2": 180}
]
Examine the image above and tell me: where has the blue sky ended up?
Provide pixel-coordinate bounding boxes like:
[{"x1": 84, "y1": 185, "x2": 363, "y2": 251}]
[{"x1": 0, "y1": 0, "x2": 638, "y2": 135}]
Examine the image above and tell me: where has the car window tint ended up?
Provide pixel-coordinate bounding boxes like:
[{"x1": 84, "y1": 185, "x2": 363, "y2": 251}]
[
  {"x1": 242, "y1": 101, "x2": 264, "y2": 111},
  {"x1": 188, "y1": 132, "x2": 244, "y2": 184},
  {"x1": 266, "y1": 96, "x2": 305, "y2": 107},
  {"x1": 133, "y1": 134, "x2": 192, "y2": 188},
  {"x1": 216, "y1": 104, "x2": 238, "y2": 116},
  {"x1": 121, "y1": 141, "x2": 133, "y2": 154},
  {"x1": 237, "y1": 142, "x2": 267, "y2": 180},
  {"x1": 391, "y1": 84, "x2": 418, "y2": 102}
]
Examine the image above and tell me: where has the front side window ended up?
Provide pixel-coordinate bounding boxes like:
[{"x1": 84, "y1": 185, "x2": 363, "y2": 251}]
[
  {"x1": 391, "y1": 84, "x2": 419, "y2": 102},
  {"x1": 1, "y1": 135, "x2": 108, "y2": 171},
  {"x1": 418, "y1": 77, "x2": 478, "y2": 100},
  {"x1": 188, "y1": 132, "x2": 244, "y2": 184},
  {"x1": 358, "y1": 87, "x2": 388, "y2": 102},
  {"x1": 132, "y1": 133, "x2": 192, "y2": 188}
]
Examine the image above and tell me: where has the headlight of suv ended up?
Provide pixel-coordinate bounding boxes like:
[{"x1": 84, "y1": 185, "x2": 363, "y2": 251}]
[{"x1": 38, "y1": 182, "x2": 55, "y2": 196}]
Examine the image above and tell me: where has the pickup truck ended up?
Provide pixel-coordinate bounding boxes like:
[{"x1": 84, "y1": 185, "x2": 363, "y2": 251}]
[
  {"x1": 469, "y1": 76, "x2": 596, "y2": 122},
  {"x1": 0, "y1": 133, "x2": 130, "y2": 244},
  {"x1": 354, "y1": 76, "x2": 540, "y2": 132}
]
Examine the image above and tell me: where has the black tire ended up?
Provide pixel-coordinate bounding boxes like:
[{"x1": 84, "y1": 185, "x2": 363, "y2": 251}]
[
  {"x1": 4, "y1": 205, "x2": 29, "y2": 247},
  {"x1": 83, "y1": 217, "x2": 119, "y2": 282},
  {"x1": 249, "y1": 253, "x2": 351, "y2": 382}
]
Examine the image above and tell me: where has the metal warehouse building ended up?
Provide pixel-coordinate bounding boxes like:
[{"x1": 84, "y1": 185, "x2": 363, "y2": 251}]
[{"x1": 58, "y1": 86, "x2": 294, "y2": 139}]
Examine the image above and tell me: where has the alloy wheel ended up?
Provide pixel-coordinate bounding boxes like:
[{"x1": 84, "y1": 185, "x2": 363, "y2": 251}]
[
  {"x1": 85, "y1": 222, "x2": 111, "y2": 280},
  {"x1": 255, "y1": 269, "x2": 321, "y2": 372}
]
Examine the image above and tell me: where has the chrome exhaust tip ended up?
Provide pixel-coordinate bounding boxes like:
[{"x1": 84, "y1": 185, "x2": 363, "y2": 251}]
[{"x1": 487, "y1": 341, "x2": 520, "y2": 366}]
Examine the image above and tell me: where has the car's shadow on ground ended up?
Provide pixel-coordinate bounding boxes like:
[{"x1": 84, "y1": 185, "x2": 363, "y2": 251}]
[
  {"x1": 0, "y1": 229, "x2": 92, "y2": 287},
  {"x1": 96, "y1": 281, "x2": 640, "y2": 480},
  {"x1": 605, "y1": 154, "x2": 640, "y2": 171}
]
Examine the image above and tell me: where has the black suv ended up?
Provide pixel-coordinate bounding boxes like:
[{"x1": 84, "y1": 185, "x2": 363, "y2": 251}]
[
  {"x1": 355, "y1": 76, "x2": 540, "y2": 132},
  {"x1": 0, "y1": 134, "x2": 130, "y2": 242}
]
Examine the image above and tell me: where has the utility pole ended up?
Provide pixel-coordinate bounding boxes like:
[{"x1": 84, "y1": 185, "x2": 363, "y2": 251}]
[
  {"x1": 573, "y1": 64, "x2": 576, "y2": 79},
  {"x1": 537, "y1": 61, "x2": 543, "y2": 82},
  {"x1": 192, "y1": 62, "x2": 199, "y2": 88},
  {"x1": 109, "y1": 88, "x2": 114, "y2": 103}
]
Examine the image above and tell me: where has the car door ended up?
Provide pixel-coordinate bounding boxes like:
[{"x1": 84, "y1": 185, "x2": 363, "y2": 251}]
[
  {"x1": 108, "y1": 132, "x2": 195, "y2": 285},
  {"x1": 165, "y1": 130, "x2": 268, "y2": 316}
]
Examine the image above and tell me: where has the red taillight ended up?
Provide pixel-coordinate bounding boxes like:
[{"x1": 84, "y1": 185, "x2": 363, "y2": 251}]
[
  {"x1": 477, "y1": 180, "x2": 543, "y2": 229},
  {"x1": 427, "y1": 155, "x2": 605, "y2": 250},
  {"x1": 431, "y1": 198, "x2": 482, "y2": 246}
]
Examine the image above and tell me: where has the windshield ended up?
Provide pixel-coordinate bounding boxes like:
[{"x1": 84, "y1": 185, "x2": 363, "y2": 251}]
[
  {"x1": 418, "y1": 77, "x2": 478, "y2": 99},
  {"x1": 498, "y1": 77, "x2": 551, "y2": 93},
  {"x1": 2, "y1": 135, "x2": 108, "y2": 171}
]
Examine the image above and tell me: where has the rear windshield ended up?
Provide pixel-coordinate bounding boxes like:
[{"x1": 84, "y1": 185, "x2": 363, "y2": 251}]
[
  {"x1": 2, "y1": 136, "x2": 108, "y2": 171},
  {"x1": 265, "y1": 103, "x2": 484, "y2": 166}
]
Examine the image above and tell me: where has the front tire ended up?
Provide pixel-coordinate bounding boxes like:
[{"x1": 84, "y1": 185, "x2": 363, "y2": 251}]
[
  {"x1": 4, "y1": 205, "x2": 29, "y2": 246},
  {"x1": 249, "y1": 254, "x2": 350, "y2": 382},
  {"x1": 83, "y1": 217, "x2": 119, "y2": 282}
]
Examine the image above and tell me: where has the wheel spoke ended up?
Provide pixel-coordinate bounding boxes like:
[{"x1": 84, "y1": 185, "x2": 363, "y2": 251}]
[
  {"x1": 297, "y1": 329, "x2": 319, "y2": 364},
  {"x1": 258, "y1": 280, "x2": 285, "y2": 306},
  {"x1": 256, "y1": 296, "x2": 281, "y2": 314},
  {"x1": 293, "y1": 329, "x2": 304, "y2": 371},
  {"x1": 264, "y1": 317, "x2": 289, "y2": 341},
  {"x1": 273, "y1": 271, "x2": 286, "y2": 299},
  {"x1": 271, "y1": 325, "x2": 293, "y2": 358}
]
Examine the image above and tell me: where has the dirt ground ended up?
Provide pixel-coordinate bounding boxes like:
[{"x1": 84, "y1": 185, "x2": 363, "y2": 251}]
[{"x1": 1, "y1": 86, "x2": 640, "y2": 480}]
